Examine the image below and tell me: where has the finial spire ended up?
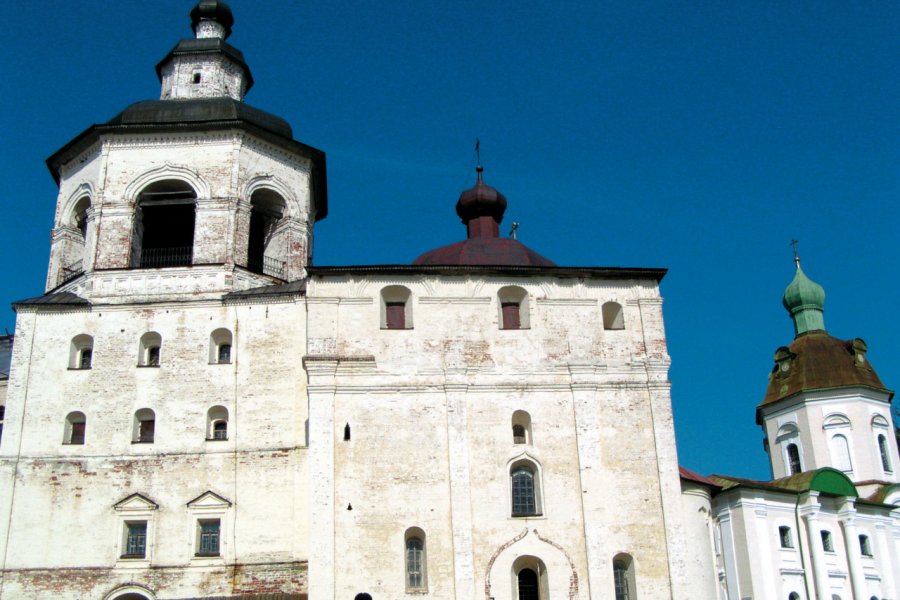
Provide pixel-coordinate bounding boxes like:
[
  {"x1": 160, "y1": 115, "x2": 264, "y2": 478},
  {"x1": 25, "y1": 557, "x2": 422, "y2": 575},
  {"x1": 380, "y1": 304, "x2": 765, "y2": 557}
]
[
  {"x1": 475, "y1": 138, "x2": 481, "y2": 167},
  {"x1": 790, "y1": 239, "x2": 800, "y2": 268}
]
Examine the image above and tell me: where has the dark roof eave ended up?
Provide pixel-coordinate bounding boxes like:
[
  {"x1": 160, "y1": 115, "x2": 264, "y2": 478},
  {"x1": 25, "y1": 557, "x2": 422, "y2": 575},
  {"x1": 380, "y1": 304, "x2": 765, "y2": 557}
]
[
  {"x1": 45, "y1": 120, "x2": 328, "y2": 221},
  {"x1": 12, "y1": 292, "x2": 91, "y2": 310},
  {"x1": 308, "y1": 265, "x2": 667, "y2": 281}
]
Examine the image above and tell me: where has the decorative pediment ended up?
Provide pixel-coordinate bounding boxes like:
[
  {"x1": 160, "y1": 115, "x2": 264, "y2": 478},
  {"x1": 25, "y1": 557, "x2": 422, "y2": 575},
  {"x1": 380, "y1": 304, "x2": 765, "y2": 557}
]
[
  {"x1": 113, "y1": 492, "x2": 159, "y2": 512},
  {"x1": 186, "y1": 490, "x2": 232, "y2": 509}
]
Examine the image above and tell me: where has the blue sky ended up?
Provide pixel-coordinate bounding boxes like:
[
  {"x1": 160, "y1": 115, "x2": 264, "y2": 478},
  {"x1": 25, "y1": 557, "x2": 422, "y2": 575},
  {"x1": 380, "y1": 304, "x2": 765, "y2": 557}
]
[{"x1": 2, "y1": 1, "x2": 898, "y2": 480}]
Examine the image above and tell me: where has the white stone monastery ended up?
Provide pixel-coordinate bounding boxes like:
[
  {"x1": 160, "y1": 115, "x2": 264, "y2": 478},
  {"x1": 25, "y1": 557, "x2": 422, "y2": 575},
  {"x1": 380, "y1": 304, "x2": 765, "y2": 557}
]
[{"x1": 0, "y1": 3, "x2": 897, "y2": 600}]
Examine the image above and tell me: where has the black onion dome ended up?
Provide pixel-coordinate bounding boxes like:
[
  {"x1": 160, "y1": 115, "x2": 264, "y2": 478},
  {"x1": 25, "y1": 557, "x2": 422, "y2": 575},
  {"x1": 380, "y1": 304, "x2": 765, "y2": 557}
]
[
  {"x1": 191, "y1": 0, "x2": 235, "y2": 38},
  {"x1": 456, "y1": 166, "x2": 507, "y2": 224}
]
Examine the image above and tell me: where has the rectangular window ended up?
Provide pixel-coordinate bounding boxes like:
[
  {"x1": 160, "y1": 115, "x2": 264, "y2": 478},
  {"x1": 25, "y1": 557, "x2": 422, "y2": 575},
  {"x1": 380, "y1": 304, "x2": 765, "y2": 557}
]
[
  {"x1": 70, "y1": 421, "x2": 86, "y2": 445},
  {"x1": 821, "y1": 530, "x2": 834, "y2": 553},
  {"x1": 197, "y1": 519, "x2": 220, "y2": 556},
  {"x1": 139, "y1": 419, "x2": 155, "y2": 443},
  {"x1": 123, "y1": 522, "x2": 147, "y2": 558},
  {"x1": 501, "y1": 302, "x2": 521, "y2": 329},
  {"x1": 217, "y1": 344, "x2": 231, "y2": 364},
  {"x1": 859, "y1": 534, "x2": 873, "y2": 557},
  {"x1": 385, "y1": 302, "x2": 405, "y2": 329},
  {"x1": 779, "y1": 526, "x2": 794, "y2": 549}
]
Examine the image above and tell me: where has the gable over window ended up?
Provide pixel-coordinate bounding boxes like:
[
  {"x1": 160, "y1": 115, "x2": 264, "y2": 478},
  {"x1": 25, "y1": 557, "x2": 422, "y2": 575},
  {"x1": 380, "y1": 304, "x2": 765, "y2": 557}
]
[
  {"x1": 131, "y1": 180, "x2": 196, "y2": 269},
  {"x1": 381, "y1": 285, "x2": 412, "y2": 330}
]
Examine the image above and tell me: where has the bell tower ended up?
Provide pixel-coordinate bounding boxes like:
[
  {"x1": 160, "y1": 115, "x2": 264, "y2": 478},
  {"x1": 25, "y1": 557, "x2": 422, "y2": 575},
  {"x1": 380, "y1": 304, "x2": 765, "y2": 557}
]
[
  {"x1": 44, "y1": 1, "x2": 327, "y2": 302},
  {"x1": 757, "y1": 261, "x2": 897, "y2": 492}
]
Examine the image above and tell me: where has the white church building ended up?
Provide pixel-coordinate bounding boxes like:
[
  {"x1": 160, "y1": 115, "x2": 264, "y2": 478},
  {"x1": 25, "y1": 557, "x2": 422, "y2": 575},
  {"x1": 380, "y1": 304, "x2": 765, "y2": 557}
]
[{"x1": 0, "y1": 3, "x2": 896, "y2": 600}]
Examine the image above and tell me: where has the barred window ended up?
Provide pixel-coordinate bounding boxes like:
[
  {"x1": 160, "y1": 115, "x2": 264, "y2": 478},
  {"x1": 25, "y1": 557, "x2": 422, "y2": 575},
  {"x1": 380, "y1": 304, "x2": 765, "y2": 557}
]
[
  {"x1": 406, "y1": 535, "x2": 425, "y2": 590},
  {"x1": 123, "y1": 522, "x2": 147, "y2": 558},
  {"x1": 787, "y1": 443, "x2": 802, "y2": 475},
  {"x1": 878, "y1": 434, "x2": 892, "y2": 472},
  {"x1": 198, "y1": 519, "x2": 220, "y2": 556},
  {"x1": 518, "y1": 568, "x2": 540, "y2": 600},
  {"x1": 613, "y1": 554, "x2": 635, "y2": 600},
  {"x1": 511, "y1": 466, "x2": 537, "y2": 517}
]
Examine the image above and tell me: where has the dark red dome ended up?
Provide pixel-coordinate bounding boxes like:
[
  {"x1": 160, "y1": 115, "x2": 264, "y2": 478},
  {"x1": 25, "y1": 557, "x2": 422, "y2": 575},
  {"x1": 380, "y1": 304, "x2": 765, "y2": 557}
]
[
  {"x1": 456, "y1": 166, "x2": 507, "y2": 223},
  {"x1": 413, "y1": 164, "x2": 555, "y2": 267}
]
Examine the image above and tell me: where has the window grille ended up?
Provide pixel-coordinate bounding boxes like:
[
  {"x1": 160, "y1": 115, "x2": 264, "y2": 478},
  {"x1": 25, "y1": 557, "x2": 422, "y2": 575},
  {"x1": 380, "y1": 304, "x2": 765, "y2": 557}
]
[
  {"x1": 614, "y1": 563, "x2": 630, "y2": 600},
  {"x1": 511, "y1": 467, "x2": 537, "y2": 516},
  {"x1": 406, "y1": 537, "x2": 424, "y2": 589},
  {"x1": 125, "y1": 522, "x2": 147, "y2": 557},
  {"x1": 518, "y1": 568, "x2": 540, "y2": 600},
  {"x1": 198, "y1": 520, "x2": 220, "y2": 555},
  {"x1": 213, "y1": 421, "x2": 227, "y2": 440}
]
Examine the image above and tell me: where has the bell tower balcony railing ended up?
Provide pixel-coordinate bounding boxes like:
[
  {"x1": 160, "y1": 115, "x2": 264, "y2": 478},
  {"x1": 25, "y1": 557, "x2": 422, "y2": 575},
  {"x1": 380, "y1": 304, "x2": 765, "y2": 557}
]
[
  {"x1": 137, "y1": 247, "x2": 193, "y2": 269},
  {"x1": 247, "y1": 255, "x2": 286, "y2": 279},
  {"x1": 58, "y1": 259, "x2": 84, "y2": 285}
]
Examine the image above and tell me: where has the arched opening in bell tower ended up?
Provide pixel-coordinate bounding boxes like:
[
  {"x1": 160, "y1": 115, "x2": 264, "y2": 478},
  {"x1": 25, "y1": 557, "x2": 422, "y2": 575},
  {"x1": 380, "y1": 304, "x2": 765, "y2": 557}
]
[
  {"x1": 131, "y1": 180, "x2": 196, "y2": 268},
  {"x1": 247, "y1": 188, "x2": 286, "y2": 279}
]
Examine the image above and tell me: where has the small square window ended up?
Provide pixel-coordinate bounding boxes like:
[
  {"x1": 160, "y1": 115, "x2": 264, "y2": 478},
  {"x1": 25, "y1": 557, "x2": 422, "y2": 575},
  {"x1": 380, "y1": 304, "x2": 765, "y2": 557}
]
[
  {"x1": 197, "y1": 519, "x2": 220, "y2": 556},
  {"x1": 122, "y1": 521, "x2": 147, "y2": 558}
]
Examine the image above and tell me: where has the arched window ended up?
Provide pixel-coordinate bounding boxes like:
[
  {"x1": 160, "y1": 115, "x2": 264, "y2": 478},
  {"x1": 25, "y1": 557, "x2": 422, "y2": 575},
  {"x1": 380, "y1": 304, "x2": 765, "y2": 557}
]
[
  {"x1": 132, "y1": 180, "x2": 196, "y2": 268},
  {"x1": 247, "y1": 188, "x2": 287, "y2": 279},
  {"x1": 788, "y1": 593, "x2": 800, "y2": 600},
  {"x1": 381, "y1": 285, "x2": 412, "y2": 330},
  {"x1": 613, "y1": 553, "x2": 636, "y2": 600},
  {"x1": 138, "y1": 332, "x2": 162, "y2": 367},
  {"x1": 59, "y1": 195, "x2": 91, "y2": 284},
  {"x1": 602, "y1": 302, "x2": 625, "y2": 330},
  {"x1": 787, "y1": 443, "x2": 802, "y2": 475},
  {"x1": 353, "y1": 595, "x2": 372, "y2": 600},
  {"x1": 498, "y1": 286, "x2": 529, "y2": 329},
  {"x1": 512, "y1": 410, "x2": 532, "y2": 445},
  {"x1": 513, "y1": 556, "x2": 548, "y2": 600},
  {"x1": 209, "y1": 328, "x2": 233, "y2": 364},
  {"x1": 877, "y1": 434, "x2": 891, "y2": 472},
  {"x1": 64, "y1": 411, "x2": 86, "y2": 445},
  {"x1": 133, "y1": 409, "x2": 155, "y2": 443},
  {"x1": 69, "y1": 334, "x2": 94, "y2": 369},
  {"x1": 829, "y1": 434, "x2": 853, "y2": 472},
  {"x1": 404, "y1": 527, "x2": 427, "y2": 591},
  {"x1": 207, "y1": 406, "x2": 228, "y2": 441},
  {"x1": 510, "y1": 460, "x2": 542, "y2": 517}
]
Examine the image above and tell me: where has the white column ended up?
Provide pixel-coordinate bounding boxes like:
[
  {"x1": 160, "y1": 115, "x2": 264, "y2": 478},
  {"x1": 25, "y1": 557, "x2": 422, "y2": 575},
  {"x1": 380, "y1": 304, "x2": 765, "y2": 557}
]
[
  {"x1": 837, "y1": 498, "x2": 867, "y2": 600},
  {"x1": 800, "y1": 494, "x2": 831, "y2": 600},
  {"x1": 443, "y1": 376, "x2": 476, "y2": 600}
]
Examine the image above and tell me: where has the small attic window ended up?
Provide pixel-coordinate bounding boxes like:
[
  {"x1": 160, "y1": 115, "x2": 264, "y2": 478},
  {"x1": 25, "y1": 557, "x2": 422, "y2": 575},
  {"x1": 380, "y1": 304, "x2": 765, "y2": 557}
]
[
  {"x1": 849, "y1": 338, "x2": 868, "y2": 366},
  {"x1": 193, "y1": 73, "x2": 202, "y2": 84}
]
